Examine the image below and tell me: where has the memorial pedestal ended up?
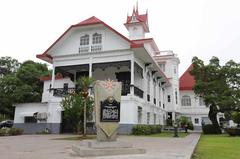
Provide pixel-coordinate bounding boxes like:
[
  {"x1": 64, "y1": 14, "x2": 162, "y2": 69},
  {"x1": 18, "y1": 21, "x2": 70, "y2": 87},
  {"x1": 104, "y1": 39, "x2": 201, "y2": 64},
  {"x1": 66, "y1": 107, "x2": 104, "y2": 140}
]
[
  {"x1": 71, "y1": 80, "x2": 145, "y2": 157},
  {"x1": 72, "y1": 140, "x2": 146, "y2": 157}
]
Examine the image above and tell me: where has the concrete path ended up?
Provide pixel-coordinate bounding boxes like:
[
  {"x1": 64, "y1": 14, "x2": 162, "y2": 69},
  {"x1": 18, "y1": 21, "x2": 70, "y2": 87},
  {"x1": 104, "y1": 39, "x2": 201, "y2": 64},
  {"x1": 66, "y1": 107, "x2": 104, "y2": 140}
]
[{"x1": 0, "y1": 133, "x2": 200, "y2": 159}]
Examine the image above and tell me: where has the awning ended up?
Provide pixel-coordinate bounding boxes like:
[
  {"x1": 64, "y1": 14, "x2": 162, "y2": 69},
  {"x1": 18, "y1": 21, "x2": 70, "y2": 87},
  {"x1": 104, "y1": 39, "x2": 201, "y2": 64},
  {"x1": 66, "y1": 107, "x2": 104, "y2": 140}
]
[{"x1": 20, "y1": 112, "x2": 38, "y2": 117}]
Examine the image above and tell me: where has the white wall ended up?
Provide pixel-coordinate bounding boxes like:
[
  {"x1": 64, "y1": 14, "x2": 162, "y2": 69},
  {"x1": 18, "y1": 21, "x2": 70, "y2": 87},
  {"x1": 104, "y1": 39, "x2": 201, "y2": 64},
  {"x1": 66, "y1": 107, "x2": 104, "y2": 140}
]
[
  {"x1": 14, "y1": 103, "x2": 48, "y2": 123},
  {"x1": 42, "y1": 78, "x2": 75, "y2": 102},
  {"x1": 49, "y1": 26, "x2": 130, "y2": 57}
]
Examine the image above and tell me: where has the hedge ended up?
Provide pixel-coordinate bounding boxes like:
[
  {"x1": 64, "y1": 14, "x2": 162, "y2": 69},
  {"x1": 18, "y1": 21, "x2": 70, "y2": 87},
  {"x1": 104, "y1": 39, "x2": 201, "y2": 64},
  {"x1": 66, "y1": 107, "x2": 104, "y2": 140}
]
[
  {"x1": 132, "y1": 125, "x2": 162, "y2": 135},
  {"x1": 0, "y1": 128, "x2": 24, "y2": 136},
  {"x1": 202, "y1": 124, "x2": 222, "y2": 134}
]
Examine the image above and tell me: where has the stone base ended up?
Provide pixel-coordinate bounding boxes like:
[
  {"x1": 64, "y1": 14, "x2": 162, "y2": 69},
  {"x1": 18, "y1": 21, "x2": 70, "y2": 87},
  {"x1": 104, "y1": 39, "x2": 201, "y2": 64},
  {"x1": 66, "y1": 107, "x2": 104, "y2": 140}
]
[{"x1": 72, "y1": 140, "x2": 146, "y2": 157}]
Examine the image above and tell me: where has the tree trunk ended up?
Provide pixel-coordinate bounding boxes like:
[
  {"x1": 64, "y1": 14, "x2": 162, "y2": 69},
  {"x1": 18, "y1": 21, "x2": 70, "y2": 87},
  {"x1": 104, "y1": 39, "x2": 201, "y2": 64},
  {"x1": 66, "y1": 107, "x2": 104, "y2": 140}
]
[
  {"x1": 83, "y1": 100, "x2": 87, "y2": 137},
  {"x1": 208, "y1": 105, "x2": 219, "y2": 127},
  {"x1": 208, "y1": 104, "x2": 222, "y2": 134}
]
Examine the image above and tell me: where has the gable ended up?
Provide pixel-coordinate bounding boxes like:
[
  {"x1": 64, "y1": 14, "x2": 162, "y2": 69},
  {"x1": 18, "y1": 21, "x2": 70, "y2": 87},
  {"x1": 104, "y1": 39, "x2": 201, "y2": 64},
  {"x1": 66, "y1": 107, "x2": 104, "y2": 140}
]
[{"x1": 37, "y1": 16, "x2": 132, "y2": 62}]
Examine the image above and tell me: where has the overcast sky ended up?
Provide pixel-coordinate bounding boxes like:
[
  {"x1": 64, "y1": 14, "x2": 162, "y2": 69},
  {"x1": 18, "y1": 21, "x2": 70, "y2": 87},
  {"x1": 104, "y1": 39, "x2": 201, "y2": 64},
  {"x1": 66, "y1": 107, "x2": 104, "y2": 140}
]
[{"x1": 0, "y1": 0, "x2": 239, "y2": 75}]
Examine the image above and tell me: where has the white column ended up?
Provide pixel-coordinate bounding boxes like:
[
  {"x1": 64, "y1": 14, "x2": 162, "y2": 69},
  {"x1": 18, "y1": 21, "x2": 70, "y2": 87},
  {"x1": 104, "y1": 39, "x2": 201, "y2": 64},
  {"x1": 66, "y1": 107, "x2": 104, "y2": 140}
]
[
  {"x1": 89, "y1": 58, "x2": 92, "y2": 77},
  {"x1": 130, "y1": 55, "x2": 134, "y2": 95},
  {"x1": 51, "y1": 65, "x2": 55, "y2": 89}
]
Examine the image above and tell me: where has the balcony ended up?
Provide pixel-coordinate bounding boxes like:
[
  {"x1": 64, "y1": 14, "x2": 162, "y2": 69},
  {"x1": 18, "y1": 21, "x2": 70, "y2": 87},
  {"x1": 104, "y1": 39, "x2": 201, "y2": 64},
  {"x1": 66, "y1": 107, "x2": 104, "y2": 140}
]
[
  {"x1": 53, "y1": 87, "x2": 77, "y2": 97},
  {"x1": 134, "y1": 86, "x2": 144, "y2": 99},
  {"x1": 52, "y1": 83, "x2": 131, "y2": 97}
]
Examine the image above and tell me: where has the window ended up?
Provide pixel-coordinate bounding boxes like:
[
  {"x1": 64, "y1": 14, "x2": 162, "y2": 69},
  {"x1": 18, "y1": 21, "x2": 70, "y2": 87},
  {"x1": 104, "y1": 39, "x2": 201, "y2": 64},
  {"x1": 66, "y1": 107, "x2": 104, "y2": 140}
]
[
  {"x1": 174, "y1": 66, "x2": 177, "y2": 74},
  {"x1": 92, "y1": 33, "x2": 102, "y2": 44},
  {"x1": 63, "y1": 83, "x2": 68, "y2": 90},
  {"x1": 24, "y1": 117, "x2": 37, "y2": 123},
  {"x1": 159, "y1": 63, "x2": 165, "y2": 72},
  {"x1": 80, "y1": 34, "x2": 89, "y2": 46},
  {"x1": 79, "y1": 34, "x2": 89, "y2": 53},
  {"x1": 147, "y1": 72, "x2": 150, "y2": 94},
  {"x1": 199, "y1": 97, "x2": 205, "y2": 106},
  {"x1": 195, "y1": 118, "x2": 199, "y2": 124},
  {"x1": 175, "y1": 91, "x2": 178, "y2": 104},
  {"x1": 147, "y1": 112, "x2": 150, "y2": 124},
  {"x1": 181, "y1": 95, "x2": 191, "y2": 106},
  {"x1": 168, "y1": 95, "x2": 171, "y2": 102},
  {"x1": 91, "y1": 33, "x2": 102, "y2": 52},
  {"x1": 138, "y1": 107, "x2": 142, "y2": 124},
  {"x1": 153, "y1": 80, "x2": 156, "y2": 104}
]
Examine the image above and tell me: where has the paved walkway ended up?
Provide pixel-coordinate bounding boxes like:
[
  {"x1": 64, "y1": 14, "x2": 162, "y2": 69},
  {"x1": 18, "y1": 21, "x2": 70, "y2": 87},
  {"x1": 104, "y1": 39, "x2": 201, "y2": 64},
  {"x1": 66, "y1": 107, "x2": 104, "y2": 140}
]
[{"x1": 0, "y1": 133, "x2": 200, "y2": 159}]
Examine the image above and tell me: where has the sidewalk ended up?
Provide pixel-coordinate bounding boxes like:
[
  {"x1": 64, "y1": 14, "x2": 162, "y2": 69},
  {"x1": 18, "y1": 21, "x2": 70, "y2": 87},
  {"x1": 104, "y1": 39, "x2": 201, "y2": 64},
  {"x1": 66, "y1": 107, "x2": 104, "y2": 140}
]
[
  {"x1": 0, "y1": 133, "x2": 200, "y2": 159},
  {"x1": 91, "y1": 133, "x2": 200, "y2": 159}
]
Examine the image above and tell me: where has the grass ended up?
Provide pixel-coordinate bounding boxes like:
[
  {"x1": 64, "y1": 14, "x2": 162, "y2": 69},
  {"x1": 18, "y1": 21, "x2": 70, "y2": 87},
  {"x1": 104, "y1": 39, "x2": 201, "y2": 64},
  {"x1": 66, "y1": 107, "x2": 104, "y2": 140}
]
[
  {"x1": 52, "y1": 135, "x2": 96, "y2": 140},
  {"x1": 148, "y1": 131, "x2": 189, "y2": 137},
  {"x1": 132, "y1": 131, "x2": 189, "y2": 138},
  {"x1": 192, "y1": 134, "x2": 240, "y2": 159}
]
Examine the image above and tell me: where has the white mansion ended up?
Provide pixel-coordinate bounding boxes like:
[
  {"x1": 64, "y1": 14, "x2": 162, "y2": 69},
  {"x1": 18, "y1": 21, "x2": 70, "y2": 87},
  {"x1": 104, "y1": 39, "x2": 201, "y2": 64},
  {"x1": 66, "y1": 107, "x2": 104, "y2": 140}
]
[{"x1": 13, "y1": 7, "x2": 214, "y2": 134}]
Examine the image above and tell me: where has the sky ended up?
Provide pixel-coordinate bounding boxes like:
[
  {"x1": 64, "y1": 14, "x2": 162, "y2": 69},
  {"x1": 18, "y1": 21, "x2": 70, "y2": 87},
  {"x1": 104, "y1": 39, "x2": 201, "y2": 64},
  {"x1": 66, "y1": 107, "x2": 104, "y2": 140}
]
[{"x1": 0, "y1": 0, "x2": 240, "y2": 75}]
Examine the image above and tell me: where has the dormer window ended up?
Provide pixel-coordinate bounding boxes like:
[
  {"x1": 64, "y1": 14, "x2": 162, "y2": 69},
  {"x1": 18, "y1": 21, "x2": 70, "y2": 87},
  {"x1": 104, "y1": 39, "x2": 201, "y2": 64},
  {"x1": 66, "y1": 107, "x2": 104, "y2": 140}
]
[
  {"x1": 79, "y1": 34, "x2": 89, "y2": 53},
  {"x1": 80, "y1": 34, "x2": 89, "y2": 45},
  {"x1": 92, "y1": 33, "x2": 102, "y2": 44},
  {"x1": 91, "y1": 33, "x2": 102, "y2": 52}
]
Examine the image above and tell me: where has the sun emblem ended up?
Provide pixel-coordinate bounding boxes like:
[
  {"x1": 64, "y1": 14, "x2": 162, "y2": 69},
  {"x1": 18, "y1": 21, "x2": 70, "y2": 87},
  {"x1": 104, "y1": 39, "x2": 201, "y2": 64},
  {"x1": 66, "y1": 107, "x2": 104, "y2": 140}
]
[{"x1": 103, "y1": 79, "x2": 116, "y2": 91}]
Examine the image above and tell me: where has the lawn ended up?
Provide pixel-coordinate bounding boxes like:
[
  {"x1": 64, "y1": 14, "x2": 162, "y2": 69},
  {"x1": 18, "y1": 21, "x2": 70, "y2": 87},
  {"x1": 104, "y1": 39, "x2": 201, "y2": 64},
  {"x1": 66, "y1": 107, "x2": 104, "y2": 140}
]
[
  {"x1": 192, "y1": 134, "x2": 240, "y2": 159},
  {"x1": 133, "y1": 131, "x2": 189, "y2": 138}
]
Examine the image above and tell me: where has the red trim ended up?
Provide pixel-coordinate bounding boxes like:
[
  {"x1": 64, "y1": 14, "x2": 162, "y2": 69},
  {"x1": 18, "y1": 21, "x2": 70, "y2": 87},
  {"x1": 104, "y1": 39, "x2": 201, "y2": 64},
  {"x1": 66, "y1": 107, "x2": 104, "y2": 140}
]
[
  {"x1": 40, "y1": 75, "x2": 63, "y2": 81},
  {"x1": 179, "y1": 64, "x2": 195, "y2": 90},
  {"x1": 130, "y1": 43, "x2": 144, "y2": 48},
  {"x1": 37, "y1": 16, "x2": 133, "y2": 63}
]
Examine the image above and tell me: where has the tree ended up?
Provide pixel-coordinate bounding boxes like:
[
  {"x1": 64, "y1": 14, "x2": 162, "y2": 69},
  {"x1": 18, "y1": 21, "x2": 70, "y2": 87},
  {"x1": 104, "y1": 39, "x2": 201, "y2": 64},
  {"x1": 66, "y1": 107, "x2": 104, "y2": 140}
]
[
  {"x1": 16, "y1": 60, "x2": 50, "y2": 102},
  {"x1": 60, "y1": 93, "x2": 94, "y2": 133},
  {"x1": 0, "y1": 56, "x2": 20, "y2": 77},
  {"x1": 0, "y1": 75, "x2": 21, "y2": 117},
  {"x1": 231, "y1": 112, "x2": 240, "y2": 127},
  {"x1": 190, "y1": 56, "x2": 240, "y2": 132},
  {"x1": 0, "y1": 59, "x2": 50, "y2": 117},
  {"x1": 178, "y1": 116, "x2": 194, "y2": 133},
  {"x1": 76, "y1": 76, "x2": 94, "y2": 136}
]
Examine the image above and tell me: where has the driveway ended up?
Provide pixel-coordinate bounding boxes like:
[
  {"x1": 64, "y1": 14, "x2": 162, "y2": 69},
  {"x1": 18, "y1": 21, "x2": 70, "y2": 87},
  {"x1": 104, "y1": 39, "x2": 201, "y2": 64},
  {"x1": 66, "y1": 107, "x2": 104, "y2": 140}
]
[{"x1": 0, "y1": 133, "x2": 200, "y2": 159}]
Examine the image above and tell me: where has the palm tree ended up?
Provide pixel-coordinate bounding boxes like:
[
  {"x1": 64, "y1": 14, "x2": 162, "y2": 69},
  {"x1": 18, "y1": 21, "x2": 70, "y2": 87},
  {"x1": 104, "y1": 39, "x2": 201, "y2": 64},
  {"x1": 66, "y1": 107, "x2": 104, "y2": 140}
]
[{"x1": 76, "y1": 76, "x2": 94, "y2": 136}]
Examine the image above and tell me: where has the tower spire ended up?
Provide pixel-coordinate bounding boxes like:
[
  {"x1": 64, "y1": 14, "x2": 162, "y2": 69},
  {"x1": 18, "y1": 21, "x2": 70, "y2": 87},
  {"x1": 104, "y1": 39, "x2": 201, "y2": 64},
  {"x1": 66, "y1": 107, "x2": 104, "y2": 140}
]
[{"x1": 136, "y1": 1, "x2": 139, "y2": 14}]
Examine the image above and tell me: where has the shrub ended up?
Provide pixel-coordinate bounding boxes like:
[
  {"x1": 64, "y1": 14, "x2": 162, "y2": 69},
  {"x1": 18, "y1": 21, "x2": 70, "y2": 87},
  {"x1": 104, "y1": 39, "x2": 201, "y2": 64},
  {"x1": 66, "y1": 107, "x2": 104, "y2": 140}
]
[
  {"x1": 202, "y1": 124, "x2": 222, "y2": 134},
  {"x1": 132, "y1": 125, "x2": 162, "y2": 135},
  {"x1": 166, "y1": 119, "x2": 173, "y2": 126},
  {"x1": 0, "y1": 128, "x2": 8, "y2": 136},
  {"x1": 231, "y1": 111, "x2": 240, "y2": 127},
  {"x1": 8, "y1": 128, "x2": 24, "y2": 136},
  {"x1": 225, "y1": 127, "x2": 240, "y2": 136}
]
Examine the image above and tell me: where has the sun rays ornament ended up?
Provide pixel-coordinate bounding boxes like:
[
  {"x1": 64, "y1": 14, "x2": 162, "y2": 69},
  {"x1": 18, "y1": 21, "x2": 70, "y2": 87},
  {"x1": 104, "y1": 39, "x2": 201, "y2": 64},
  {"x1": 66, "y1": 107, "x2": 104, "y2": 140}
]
[{"x1": 102, "y1": 79, "x2": 116, "y2": 91}]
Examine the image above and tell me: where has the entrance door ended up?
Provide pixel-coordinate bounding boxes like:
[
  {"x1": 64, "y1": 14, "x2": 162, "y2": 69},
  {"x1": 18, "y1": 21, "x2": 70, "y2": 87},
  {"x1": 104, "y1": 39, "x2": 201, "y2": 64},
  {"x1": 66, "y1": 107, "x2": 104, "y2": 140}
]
[
  {"x1": 115, "y1": 72, "x2": 130, "y2": 95},
  {"x1": 60, "y1": 111, "x2": 74, "y2": 133}
]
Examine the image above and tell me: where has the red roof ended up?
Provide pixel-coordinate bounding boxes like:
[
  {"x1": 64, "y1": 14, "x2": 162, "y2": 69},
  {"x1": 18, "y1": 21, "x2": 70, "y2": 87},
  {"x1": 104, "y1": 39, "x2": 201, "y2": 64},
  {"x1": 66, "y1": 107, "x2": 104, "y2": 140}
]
[
  {"x1": 126, "y1": 14, "x2": 148, "y2": 24},
  {"x1": 124, "y1": 7, "x2": 149, "y2": 32},
  {"x1": 37, "y1": 16, "x2": 133, "y2": 63},
  {"x1": 180, "y1": 64, "x2": 195, "y2": 90},
  {"x1": 75, "y1": 16, "x2": 102, "y2": 26}
]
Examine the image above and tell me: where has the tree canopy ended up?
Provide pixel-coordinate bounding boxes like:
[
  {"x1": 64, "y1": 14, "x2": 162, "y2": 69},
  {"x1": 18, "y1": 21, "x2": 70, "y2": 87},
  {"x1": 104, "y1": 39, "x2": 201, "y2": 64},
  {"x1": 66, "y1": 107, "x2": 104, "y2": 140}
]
[
  {"x1": 190, "y1": 56, "x2": 240, "y2": 130},
  {"x1": 0, "y1": 57, "x2": 50, "y2": 118}
]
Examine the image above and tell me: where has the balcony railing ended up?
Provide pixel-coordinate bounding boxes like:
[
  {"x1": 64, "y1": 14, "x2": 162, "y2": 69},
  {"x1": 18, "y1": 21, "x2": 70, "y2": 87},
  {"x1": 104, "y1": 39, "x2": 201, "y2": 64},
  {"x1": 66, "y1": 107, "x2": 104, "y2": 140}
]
[
  {"x1": 134, "y1": 86, "x2": 144, "y2": 98},
  {"x1": 52, "y1": 84, "x2": 130, "y2": 97},
  {"x1": 52, "y1": 88, "x2": 77, "y2": 97}
]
